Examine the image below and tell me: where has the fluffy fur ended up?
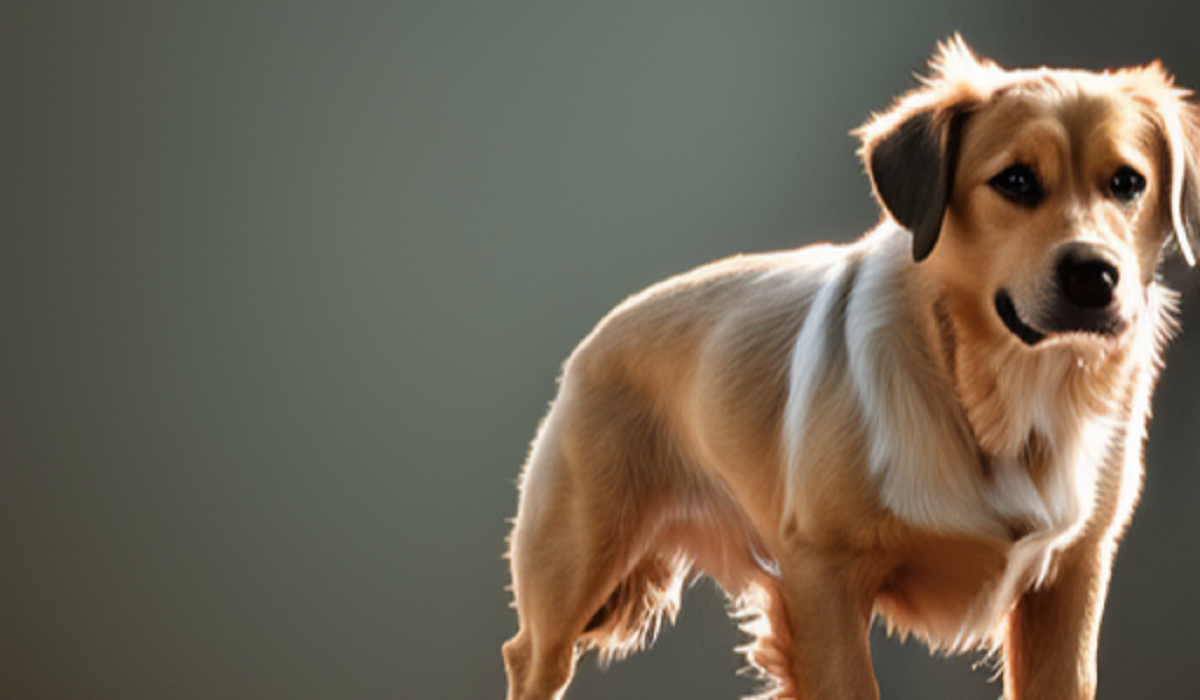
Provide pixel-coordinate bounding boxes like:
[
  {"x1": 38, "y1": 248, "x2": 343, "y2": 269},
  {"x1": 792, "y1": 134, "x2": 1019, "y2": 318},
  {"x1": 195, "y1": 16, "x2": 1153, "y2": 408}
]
[{"x1": 503, "y1": 37, "x2": 1198, "y2": 700}]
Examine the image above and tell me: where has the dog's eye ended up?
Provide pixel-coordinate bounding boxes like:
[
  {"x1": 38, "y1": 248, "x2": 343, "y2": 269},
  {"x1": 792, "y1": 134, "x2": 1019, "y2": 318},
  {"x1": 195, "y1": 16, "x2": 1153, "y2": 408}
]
[
  {"x1": 989, "y1": 164, "x2": 1044, "y2": 207},
  {"x1": 1109, "y1": 165, "x2": 1146, "y2": 203}
]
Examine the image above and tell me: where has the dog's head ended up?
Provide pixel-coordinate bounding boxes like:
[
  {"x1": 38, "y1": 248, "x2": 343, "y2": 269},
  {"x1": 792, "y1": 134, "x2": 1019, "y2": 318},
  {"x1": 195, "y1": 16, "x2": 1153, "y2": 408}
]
[{"x1": 860, "y1": 37, "x2": 1198, "y2": 348}]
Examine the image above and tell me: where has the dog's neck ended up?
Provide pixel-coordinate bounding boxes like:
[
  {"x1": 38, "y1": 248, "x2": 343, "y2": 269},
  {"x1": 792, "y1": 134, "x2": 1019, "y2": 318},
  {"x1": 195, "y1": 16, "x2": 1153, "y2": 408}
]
[
  {"x1": 924, "y1": 284, "x2": 1158, "y2": 539},
  {"x1": 929, "y1": 289, "x2": 1133, "y2": 461}
]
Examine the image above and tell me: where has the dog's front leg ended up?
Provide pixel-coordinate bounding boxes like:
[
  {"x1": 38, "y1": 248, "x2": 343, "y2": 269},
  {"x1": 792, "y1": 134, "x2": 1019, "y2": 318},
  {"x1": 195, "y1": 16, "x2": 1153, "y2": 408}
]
[
  {"x1": 1002, "y1": 536, "x2": 1115, "y2": 700},
  {"x1": 775, "y1": 552, "x2": 880, "y2": 700}
]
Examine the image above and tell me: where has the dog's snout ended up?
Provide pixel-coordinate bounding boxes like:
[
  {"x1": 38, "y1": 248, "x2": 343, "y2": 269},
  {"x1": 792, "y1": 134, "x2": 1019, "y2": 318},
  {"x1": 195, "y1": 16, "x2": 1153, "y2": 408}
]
[
  {"x1": 1034, "y1": 244, "x2": 1128, "y2": 339},
  {"x1": 1056, "y1": 247, "x2": 1119, "y2": 310}
]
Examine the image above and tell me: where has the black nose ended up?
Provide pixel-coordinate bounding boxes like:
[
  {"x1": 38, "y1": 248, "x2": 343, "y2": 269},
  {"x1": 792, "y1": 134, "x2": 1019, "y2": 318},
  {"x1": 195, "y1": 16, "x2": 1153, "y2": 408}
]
[{"x1": 1056, "y1": 248, "x2": 1119, "y2": 310}]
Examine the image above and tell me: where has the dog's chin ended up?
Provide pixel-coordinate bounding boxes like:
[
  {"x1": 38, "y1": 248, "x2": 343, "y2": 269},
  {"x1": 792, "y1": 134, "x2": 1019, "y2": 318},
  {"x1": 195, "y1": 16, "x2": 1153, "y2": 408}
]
[{"x1": 993, "y1": 289, "x2": 1126, "y2": 349}]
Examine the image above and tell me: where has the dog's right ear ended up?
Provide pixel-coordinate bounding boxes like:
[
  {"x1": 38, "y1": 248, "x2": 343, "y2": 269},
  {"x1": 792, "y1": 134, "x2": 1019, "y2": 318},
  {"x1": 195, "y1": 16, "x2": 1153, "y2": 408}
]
[
  {"x1": 857, "y1": 36, "x2": 996, "y2": 262},
  {"x1": 861, "y1": 110, "x2": 966, "y2": 263}
]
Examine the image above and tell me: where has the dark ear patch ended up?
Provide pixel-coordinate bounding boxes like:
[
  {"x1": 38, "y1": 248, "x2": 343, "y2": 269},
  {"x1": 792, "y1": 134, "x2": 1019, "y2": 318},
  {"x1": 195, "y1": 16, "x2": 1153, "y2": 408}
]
[{"x1": 868, "y1": 112, "x2": 965, "y2": 262}]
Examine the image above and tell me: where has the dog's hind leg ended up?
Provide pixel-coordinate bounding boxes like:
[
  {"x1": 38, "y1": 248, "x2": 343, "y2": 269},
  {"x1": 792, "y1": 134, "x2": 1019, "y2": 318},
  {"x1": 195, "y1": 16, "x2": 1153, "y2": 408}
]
[
  {"x1": 502, "y1": 389, "x2": 656, "y2": 699},
  {"x1": 503, "y1": 454, "x2": 609, "y2": 699},
  {"x1": 503, "y1": 377, "x2": 688, "y2": 700},
  {"x1": 503, "y1": 549, "x2": 688, "y2": 700}
]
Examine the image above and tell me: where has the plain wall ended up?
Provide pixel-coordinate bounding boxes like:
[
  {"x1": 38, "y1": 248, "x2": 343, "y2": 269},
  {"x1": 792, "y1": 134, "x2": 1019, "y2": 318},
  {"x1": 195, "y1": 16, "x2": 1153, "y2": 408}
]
[{"x1": 3, "y1": 2, "x2": 1199, "y2": 698}]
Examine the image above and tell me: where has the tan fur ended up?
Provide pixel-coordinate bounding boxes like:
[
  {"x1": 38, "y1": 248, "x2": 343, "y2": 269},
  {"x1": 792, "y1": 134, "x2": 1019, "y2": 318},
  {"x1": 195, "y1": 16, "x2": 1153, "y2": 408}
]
[{"x1": 503, "y1": 37, "x2": 1197, "y2": 700}]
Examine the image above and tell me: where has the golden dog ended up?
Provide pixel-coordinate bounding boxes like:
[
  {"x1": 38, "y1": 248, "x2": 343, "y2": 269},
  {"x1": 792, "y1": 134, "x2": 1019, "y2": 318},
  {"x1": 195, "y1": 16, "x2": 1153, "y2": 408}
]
[{"x1": 503, "y1": 37, "x2": 1198, "y2": 700}]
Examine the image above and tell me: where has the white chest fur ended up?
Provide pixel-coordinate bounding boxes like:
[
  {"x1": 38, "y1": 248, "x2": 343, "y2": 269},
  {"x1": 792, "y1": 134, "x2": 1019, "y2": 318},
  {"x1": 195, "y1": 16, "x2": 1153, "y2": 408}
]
[{"x1": 780, "y1": 226, "x2": 1137, "y2": 648}]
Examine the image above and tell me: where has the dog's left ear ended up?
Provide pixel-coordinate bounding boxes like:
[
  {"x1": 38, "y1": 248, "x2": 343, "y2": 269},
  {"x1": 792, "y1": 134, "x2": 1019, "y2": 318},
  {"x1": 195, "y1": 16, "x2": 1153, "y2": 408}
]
[
  {"x1": 1156, "y1": 91, "x2": 1200, "y2": 266},
  {"x1": 861, "y1": 108, "x2": 967, "y2": 263},
  {"x1": 1133, "y1": 61, "x2": 1200, "y2": 266},
  {"x1": 1176, "y1": 144, "x2": 1200, "y2": 267}
]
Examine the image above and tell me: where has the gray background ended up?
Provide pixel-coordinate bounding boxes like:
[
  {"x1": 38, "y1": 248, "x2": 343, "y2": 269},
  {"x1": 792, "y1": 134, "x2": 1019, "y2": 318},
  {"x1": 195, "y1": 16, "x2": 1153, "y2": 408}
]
[{"x1": 3, "y1": 2, "x2": 1199, "y2": 699}]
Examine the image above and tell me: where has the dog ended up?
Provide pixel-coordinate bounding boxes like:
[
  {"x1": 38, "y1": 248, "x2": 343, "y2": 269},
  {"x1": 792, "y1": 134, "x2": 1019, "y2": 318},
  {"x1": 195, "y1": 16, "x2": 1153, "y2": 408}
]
[{"x1": 503, "y1": 37, "x2": 1198, "y2": 700}]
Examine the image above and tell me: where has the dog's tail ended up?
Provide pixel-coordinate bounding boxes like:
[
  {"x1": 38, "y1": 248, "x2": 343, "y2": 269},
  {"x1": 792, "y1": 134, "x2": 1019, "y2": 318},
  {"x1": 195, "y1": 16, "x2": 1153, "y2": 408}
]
[{"x1": 580, "y1": 551, "x2": 691, "y2": 665}]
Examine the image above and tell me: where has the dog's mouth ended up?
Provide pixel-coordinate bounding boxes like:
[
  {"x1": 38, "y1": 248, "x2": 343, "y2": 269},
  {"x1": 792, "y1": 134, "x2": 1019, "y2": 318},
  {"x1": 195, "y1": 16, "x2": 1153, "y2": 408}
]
[
  {"x1": 994, "y1": 289, "x2": 1127, "y2": 347},
  {"x1": 994, "y1": 290, "x2": 1046, "y2": 346}
]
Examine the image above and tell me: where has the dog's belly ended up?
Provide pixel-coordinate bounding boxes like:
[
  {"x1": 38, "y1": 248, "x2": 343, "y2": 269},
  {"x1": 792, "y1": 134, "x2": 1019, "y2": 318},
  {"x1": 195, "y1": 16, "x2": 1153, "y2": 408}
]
[{"x1": 872, "y1": 531, "x2": 1019, "y2": 648}]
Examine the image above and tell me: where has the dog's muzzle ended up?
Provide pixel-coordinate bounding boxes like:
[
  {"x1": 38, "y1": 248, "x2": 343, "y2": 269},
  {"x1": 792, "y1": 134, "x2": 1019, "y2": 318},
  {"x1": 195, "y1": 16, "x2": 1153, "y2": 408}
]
[{"x1": 995, "y1": 244, "x2": 1127, "y2": 346}]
